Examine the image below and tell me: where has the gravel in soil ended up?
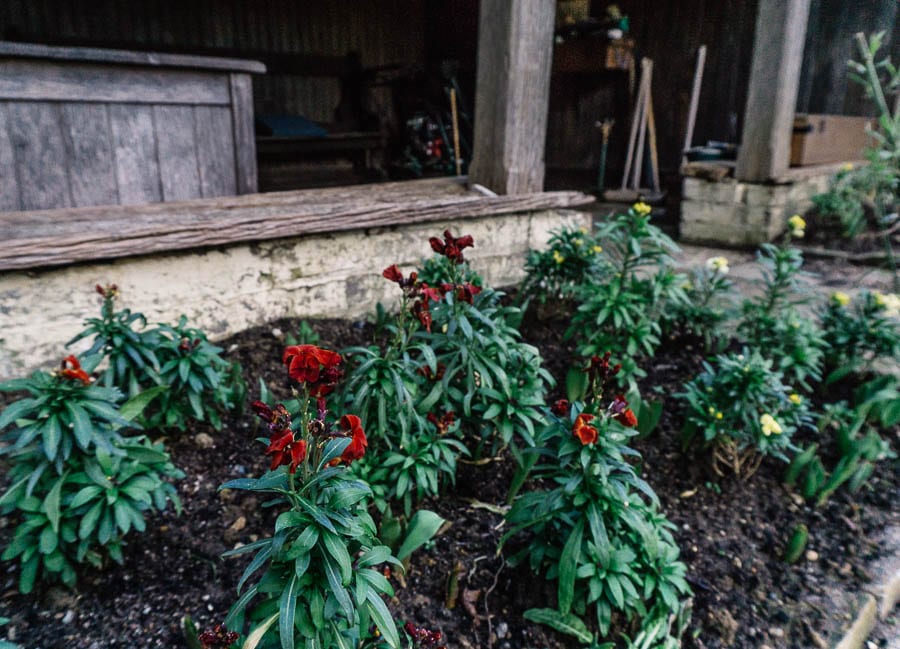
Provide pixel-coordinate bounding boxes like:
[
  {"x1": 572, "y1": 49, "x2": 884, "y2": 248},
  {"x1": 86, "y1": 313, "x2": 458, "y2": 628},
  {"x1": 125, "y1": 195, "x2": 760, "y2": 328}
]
[{"x1": 0, "y1": 314, "x2": 896, "y2": 649}]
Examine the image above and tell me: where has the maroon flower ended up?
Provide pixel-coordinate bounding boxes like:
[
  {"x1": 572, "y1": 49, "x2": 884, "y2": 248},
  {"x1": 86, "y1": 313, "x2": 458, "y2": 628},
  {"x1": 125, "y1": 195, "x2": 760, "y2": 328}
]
[
  {"x1": 429, "y1": 230, "x2": 474, "y2": 264},
  {"x1": 426, "y1": 411, "x2": 456, "y2": 435},
  {"x1": 382, "y1": 264, "x2": 404, "y2": 283},
  {"x1": 420, "y1": 284, "x2": 447, "y2": 303},
  {"x1": 403, "y1": 622, "x2": 446, "y2": 649},
  {"x1": 609, "y1": 395, "x2": 638, "y2": 428},
  {"x1": 251, "y1": 401, "x2": 292, "y2": 435},
  {"x1": 198, "y1": 624, "x2": 239, "y2": 649},
  {"x1": 283, "y1": 345, "x2": 342, "y2": 395},
  {"x1": 551, "y1": 399, "x2": 570, "y2": 417},
  {"x1": 265, "y1": 429, "x2": 307, "y2": 473},
  {"x1": 418, "y1": 363, "x2": 447, "y2": 381},
  {"x1": 573, "y1": 413, "x2": 598, "y2": 445},
  {"x1": 59, "y1": 355, "x2": 91, "y2": 385},
  {"x1": 95, "y1": 283, "x2": 119, "y2": 299},
  {"x1": 456, "y1": 283, "x2": 482, "y2": 304},
  {"x1": 339, "y1": 414, "x2": 367, "y2": 464},
  {"x1": 412, "y1": 300, "x2": 433, "y2": 332}
]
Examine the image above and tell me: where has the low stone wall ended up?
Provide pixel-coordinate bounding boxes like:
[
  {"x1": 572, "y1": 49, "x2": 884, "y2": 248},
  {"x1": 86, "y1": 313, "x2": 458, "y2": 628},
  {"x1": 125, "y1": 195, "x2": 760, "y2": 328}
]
[
  {"x1": 0, "y1": 208, "x2": 589, "y2": 379},
  {"x1": 680, "y1": 171, "x2": 833, "y2": 246}
]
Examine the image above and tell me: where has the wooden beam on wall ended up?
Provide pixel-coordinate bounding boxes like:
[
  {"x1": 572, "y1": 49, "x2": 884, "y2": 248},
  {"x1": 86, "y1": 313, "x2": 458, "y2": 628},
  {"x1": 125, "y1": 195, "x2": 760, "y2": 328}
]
[
  {"x1": 469, "y1": 0, "x2": 555, "y2": 195},
  {"x1": 736, "y1": 0, "x2": 811, "y2": 182}
]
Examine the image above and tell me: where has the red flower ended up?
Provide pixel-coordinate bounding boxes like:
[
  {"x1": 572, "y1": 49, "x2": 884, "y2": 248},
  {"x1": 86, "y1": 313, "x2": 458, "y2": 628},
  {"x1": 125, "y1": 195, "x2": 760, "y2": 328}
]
[
  {"x1": 339, "y1": 414, "x2": 367, "y2": 464},
  {"x1": 404, "y1": 622, "x2": 446, "y2": 649},
  {"x1": 59, "y1": 355, "x2": 91, "y2": 385},
  {"x1": 420, "y1": 284, "x2": 447, "y2": 303},
  {"x1": 251, "y1": 401, "x2": 292, "y2": 434},
  {"x1": 95, "y1": 283, "x2": 118, "y2": 299},
  {"x1": 412, "y1": 300, "x2": 433, "y2": 332},
  {"x1": 427, "y1": 411, "x2": 456, "y2": 435},
  {"x1": 456, "y1": 283, "x2": 482, "y2": 304},
  {"x1": 609, "y1": 395, "x2": 638, "y2": 428},
  {"x1": 551, "y1": 399, "x2": 570, "y2": 417},
  {"x1": 283, "y1": 345, "x2": 342, "y2": 395},
  {"x1": 265, "y1": 429, "x2": 307, "y2": 473},
  {"x1": 382, "y1": 264, "x2": 404, "y2": 283},
  {"x1": 198, "y1": 624, "x2": 239, "y2": 649},
  {"x1": 573, "y1": 413, "x2": 598, "y2": 445},
  {"x1": 429, "y1": 230, "x2": 474, "y2": 264}
]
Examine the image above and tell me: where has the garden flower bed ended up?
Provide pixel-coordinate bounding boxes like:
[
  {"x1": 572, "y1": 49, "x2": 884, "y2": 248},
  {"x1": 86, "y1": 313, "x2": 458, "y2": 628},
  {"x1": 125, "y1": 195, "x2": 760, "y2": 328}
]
[{"x1": 0, "y1": 208, "x2": 897, "y2": 649}]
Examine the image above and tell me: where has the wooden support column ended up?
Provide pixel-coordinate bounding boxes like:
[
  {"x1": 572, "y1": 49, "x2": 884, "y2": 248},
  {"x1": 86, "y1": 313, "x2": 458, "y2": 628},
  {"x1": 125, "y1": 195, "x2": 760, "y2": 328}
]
[
  {"x1": 469, "y1": 0, "x2": 555, "y2": 194},
  {"x1": 736, "y1": 0, "x2": 811, "y2": 182}
]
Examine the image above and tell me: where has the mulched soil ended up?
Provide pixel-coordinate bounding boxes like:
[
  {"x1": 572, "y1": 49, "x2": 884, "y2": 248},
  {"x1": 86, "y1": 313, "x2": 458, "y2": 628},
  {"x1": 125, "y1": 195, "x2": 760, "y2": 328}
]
[{"x1": 0, "y1": 309, "x2": 897, "y2": 649}]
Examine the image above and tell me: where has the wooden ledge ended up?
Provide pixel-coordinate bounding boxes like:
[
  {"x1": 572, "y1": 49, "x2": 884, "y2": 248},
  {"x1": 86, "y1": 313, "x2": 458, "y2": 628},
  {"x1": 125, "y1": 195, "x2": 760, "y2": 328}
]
[{"x1": 0, "y1": 178, "x2": 594, "y2": 272}]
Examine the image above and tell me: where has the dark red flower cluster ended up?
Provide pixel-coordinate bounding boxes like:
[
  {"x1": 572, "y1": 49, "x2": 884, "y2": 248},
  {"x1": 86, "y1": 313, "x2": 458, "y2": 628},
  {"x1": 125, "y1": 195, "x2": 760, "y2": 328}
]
[
  {"x1": 338, "y1": 414, "x2": 367, "y2": 464},
  {"x1": 418, "y1": 363, "x2": 447, "y2": 382},
  {"x1": 283, "y1": 345, "x2": 343, "y2": 396},
  {"x1": 609, "y1": 395, "x2": 638, "y2": 428},
  {"x1": 178, "y1": 337, "x2": 201, "y2": 353},
  {"x1": 198, "y1": 624, "x2": 239, "y2": 649},
  {"x1": 252, "y1": 400, "x2": 307, "y2": 473},
  {"x1": 586, "y1": 352, "x2": 622, "y2": 382},
  {"x1": 59, "y1": 355, "x2": 91, "y2": 385},
  {"x1": 429, "y1": 230, "x2": 474, "y2": 264},
  {"x1": 403, "y1": 622, "x2": 446, "y2": 649},
  {"x1": 94, "y1": 283, "x2": 119, "y2": 299},
  {"x1": 551, "y1": 399, "x2": 570, "y2": 417},
  {"x1": 426, "y1": 411, "x2": 456, "y2": 435},
  {"x1": 573, "y1": 413, "x2": 599, "y2": 445},
  {"x1": 251, "y1": 401, "x2": 292, "y2": 435}
]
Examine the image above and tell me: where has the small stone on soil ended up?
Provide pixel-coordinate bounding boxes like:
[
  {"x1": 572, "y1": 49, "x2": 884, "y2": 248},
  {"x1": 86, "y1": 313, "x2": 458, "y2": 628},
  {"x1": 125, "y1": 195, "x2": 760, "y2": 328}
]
[
  {"x1": 194, "y1": 432, "x2": 215, "y2": 448},
  {"x1": 806, "y1": 550, "x2": 819, "y2": 561}
]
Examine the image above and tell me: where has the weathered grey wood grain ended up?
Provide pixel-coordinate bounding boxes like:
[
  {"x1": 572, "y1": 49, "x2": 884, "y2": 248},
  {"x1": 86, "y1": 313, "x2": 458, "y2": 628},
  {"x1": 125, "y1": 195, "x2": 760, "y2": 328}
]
[
  {"x1": 59, "y1": 103, "x2": 118, "y2": 207},
  {"x1": 230, "y1": 73, "x2": 258, "y2": 194},
  {"x1": 154, "y1": 105, "x2": 201, "y2": 201},
  {"x1": 736, "y1": 0, "x2": 811, "y2": 182},
  {"x1": 194, "y1": 105, "x2": 237, "y2": 197},
  {"x1": 0, "y1": 60, "x2": 232, "y2": 105},
  {"x1": 6, "y1": 102, "x2": 72, "y2": 210},
  {"x1": 469, "y1": 0, "x2": 555, "y2": 195},
  {"x1": 0, "y1": 40, "x2": 266, "y2": 74},
  {"x1": 0, "y1": 103, "x2": 20, "y2": 210},
  {"x1": 0, "y1": 181, "x2": 595, "y2": 270},
  {"x1": 109, "y1": 104, "x2": 162, "y2": 205}
]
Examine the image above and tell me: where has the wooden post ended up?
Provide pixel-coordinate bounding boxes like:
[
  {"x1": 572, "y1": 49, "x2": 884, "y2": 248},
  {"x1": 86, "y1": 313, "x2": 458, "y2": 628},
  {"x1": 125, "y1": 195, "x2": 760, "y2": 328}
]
[
  {"x1": 469, "y1": 0, "x2": 555, "y2": 194},
  {"x1": 735, "y1": 0, "x2": 811, "y2": 182}
]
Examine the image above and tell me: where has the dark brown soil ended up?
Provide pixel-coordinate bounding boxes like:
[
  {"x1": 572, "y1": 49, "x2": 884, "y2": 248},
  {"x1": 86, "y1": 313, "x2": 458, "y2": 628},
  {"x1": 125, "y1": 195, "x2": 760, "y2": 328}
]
[{"x1": 0, "y1": 313, "x2": 896, "y2": 649}]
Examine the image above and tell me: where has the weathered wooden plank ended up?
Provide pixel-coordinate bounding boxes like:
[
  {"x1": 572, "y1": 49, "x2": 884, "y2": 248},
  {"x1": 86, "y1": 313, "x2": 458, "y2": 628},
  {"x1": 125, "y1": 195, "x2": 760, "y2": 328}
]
[
  {"x1": 0, "y1": 103, "x2": 20, "y2": 210},
  {"x1": 0, "y1": 183, "x2": 595, "y2": 270},
  {"x1": 735, "y1": 0, "x2": 811, "y2": 182},
  {"x1": 469, "y1": 0, "x2": 556, "y2": 194},
  {"x1": 153, "y1": 105, "x2": 201, "y2": 201},
  {"x1": 194, "y1": 105, "x2": 237, "y2": 197},
  {"x1": 229, "y1": 73, "x2": 258, "y2": 194},
  {"x1": 0, "y1": 41, "x2": 266, "y2": 74},
  {"x1": 59, "y1": 103, "x2": 118, "y2": 207},
  {"x1": 109, "y1": 104, "x2": 162, "y2": 205},
  {"x1": 0, "y1": 60, "x2": 232, "y2": 105},
  {"x1": 6, "y1": 102, "x2": 71, "y2": 210}
]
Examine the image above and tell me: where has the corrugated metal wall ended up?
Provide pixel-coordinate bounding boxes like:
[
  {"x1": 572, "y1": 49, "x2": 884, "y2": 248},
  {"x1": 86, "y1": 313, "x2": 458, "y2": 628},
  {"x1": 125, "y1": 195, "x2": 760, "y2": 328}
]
[{"x1": 0, "y1": 0, "x2": 427, "y2": 123}]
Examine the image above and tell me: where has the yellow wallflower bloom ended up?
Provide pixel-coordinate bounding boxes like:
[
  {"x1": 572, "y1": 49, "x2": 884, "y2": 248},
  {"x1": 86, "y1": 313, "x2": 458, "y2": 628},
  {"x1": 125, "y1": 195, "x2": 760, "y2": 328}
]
[
  {"x1": 874, "y1": 292, "x2": 900, "y2": 318},
  {"x1": 841, "y1": 163, "x2": 854, "y2": 172},
  {"x1": 592, "y1": 245, "x2": 603, "y2": 254},
  {"x1": 716, "y1": 412, "x2": 723, "y2": 420},
  {"x1": 552, "y1": 250, "x2": 566, "y2": 264},
  {"x1": 708, "y1": 406, "x2": 715, "y2": 415},
  {"x1": 632, "y1": 202, "x2": 652, "y2": 217},
  {"x1": 789, "y1": 393, "x2": 802, "y2": 405},
  {"x1": 573, "y1": 238, "x2": 583, "y2": 247},
  {"x1": 831, "y1": 292, "x2": 850, "y2": 307},
  {"x1": 579, "y1": 226, "x2": 589, "y2": 234},
  {"x1": 705, "y1": 256, "x2": 730, "y2": 275},
  {"x1": 787, "y1": 214, "x2": 806, "y2": 238},
  {"x1": 760, "y1": 413, "x2": 783, "y2": 436}
]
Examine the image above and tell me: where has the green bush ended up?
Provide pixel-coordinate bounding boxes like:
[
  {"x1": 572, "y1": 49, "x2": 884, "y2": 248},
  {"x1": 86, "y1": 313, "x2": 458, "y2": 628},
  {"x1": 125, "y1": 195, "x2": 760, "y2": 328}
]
[{"x1": 521, "y1": 224, "x2": 607, "y2": 306}]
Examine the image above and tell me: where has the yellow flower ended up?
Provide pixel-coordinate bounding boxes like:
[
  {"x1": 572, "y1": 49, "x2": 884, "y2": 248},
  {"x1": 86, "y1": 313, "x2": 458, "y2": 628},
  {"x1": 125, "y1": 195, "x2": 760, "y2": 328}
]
[
  {"x1": 681, "y1": 281, "x2": 694, "y2": 291},
  {"x1": 831, "y1": 292, "x2": 850, "y2": 307},
  {"x1": 841, "y1": 163, "x2": 854, "y2": 172},
  {"x1": 760, "y1": 413, "x2": 783, "y2": 436},
  {"x1": 705, "y1": 256, "x2": 730, "y2": 275},
  {"x1": 579, "y1": 226, "x2": 589, "y2": 234},
  {"x1": 552, "y1": 250, "x2": 566, "y2": 264},
  {"x1": 632, "y1": 201, "x2": 652, "y2": 217},
  {"x1": 789, "y1": 393, "x2": 802, "y2": 405},
  {"x1": 592, "y1": 245, "x2": 603, "y2": 254},
  {"x1": 708, "y1": 406, "x2": 715, "y2": 415},
  {"x1": 716, "y1": 412, "x2": 723, "y2": 420},
  {"x1": 874, "y1": 291, "x2": 900, "y2": 317},
  {"x1": 787, "y1": 214, "x2": 806, "y2": 238},
  {"x1": 573, "y1": 238, "x2": 583, "y2": 247}
]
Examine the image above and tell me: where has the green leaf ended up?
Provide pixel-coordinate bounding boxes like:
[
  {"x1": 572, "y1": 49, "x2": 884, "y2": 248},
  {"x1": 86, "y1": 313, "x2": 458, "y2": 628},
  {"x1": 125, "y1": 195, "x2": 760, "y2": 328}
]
[
  {"x1": 241, "y1": 612, "x2": 279, "y2": 649},
  {"x1": 65, "y1": 402, "x2": 94, "y2": 449},
  {"x1": 366, "y1": 590, "x2": 400, "y2": 649},
  {"x1": 321, "y1": 531, "x2": 353, "y2": 584},
  {"x1": 79, "y1": 501, "x2": 104, "y2": 540},
  {"x1": 558, "y1": 520, "x2": 583, "y2": 615},
  {"x1": 0, "y1": 398, "x2": 38, "y2": 430},
  {"x1": 522, "y1": 608, "x2": 592, "y2": 644},
  {"x1": 42, "y1": 416, "x2": 62, "y2": 462},
  {"x1": 323, "y1": 556, "x2": 354, "y2": 620},
  {"x1": 279, "y1": 574, "x2": 298, "y2": 649},
  {"x1": 120, "y1": 386, "x2": 168, "y2": 422},
  {"x1": 396, "y1": 510, "x2": 445, "y2": 561},
  {"x1": 44, "y1": 474, "x2": 65, "y2": 534},
  {"x1": 565, "y1": 368, "x2": 589, "y2": 403}
]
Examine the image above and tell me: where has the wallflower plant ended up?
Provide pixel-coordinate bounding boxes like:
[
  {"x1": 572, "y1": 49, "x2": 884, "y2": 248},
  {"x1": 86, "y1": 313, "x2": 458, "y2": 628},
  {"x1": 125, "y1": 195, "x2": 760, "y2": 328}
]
[
  {"x1": 680, "y1": 349, "x2": 812, "y2": 478},
  {"x1": 503, "y1": 354, "x2": 691, "y2": 647},
  {"x1": 567, "y1": 204, "x2": 688, "y2": 387},
  {"x1": 0, "y1": 354, "x2": 181, "y2": 592},
  {"x1": 820, "y1": 290, "x2": 900, "y2": 381},
  {"x1": 219, "y1": 345, "x2": 404, "y2": 649},
  {"x1": 671, "y1": 256, "x2": 734, "y2": 352},
  {"x1": 522, "y1": 224, "x2": 607, "y2": 308}
]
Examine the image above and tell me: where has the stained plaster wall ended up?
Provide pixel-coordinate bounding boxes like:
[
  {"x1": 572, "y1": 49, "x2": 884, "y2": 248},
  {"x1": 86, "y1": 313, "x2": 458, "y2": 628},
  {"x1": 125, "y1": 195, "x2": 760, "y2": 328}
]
[{"x1": 0, "y1": 209, "x2": 589, "y2": 379}]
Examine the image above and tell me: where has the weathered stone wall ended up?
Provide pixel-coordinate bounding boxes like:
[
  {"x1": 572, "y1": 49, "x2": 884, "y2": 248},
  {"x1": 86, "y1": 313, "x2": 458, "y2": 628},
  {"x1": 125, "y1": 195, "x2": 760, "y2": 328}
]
[
  {"x1": 681, "y1": 172, "x2": 832, "y2": 246},
  {"x1": 0, "y1": 209, "x2": 589, "y2": 379}
]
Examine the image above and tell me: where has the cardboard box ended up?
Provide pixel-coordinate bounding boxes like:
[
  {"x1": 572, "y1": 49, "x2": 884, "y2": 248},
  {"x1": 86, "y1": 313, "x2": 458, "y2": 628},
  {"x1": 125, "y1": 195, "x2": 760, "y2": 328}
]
[{"x1": 790, "y1": 114, "x2": 873, "y2": 166}]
